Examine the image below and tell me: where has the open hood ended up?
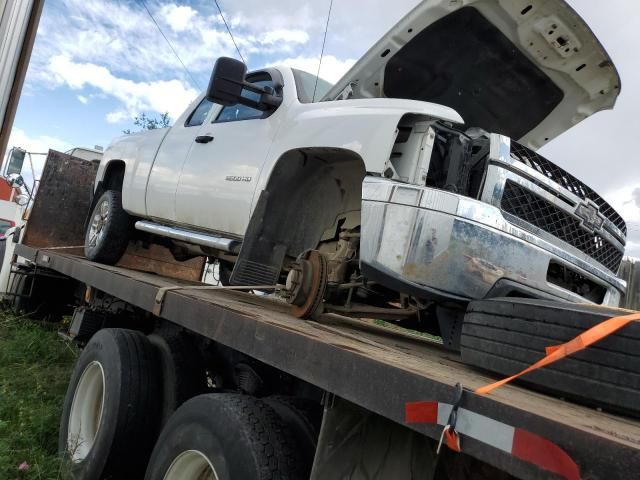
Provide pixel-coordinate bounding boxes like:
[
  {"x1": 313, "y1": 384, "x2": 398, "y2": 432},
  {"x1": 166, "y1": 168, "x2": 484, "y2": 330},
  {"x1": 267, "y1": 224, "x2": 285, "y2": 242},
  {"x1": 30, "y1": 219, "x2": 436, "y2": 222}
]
[{"x1": 324, "y1": 0, "x2": 620, "y2": 149}]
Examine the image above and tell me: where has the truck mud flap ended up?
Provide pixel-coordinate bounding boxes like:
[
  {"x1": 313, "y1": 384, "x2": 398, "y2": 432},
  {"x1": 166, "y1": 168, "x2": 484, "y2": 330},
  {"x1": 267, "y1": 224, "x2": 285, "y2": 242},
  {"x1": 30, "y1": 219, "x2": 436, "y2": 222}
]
[{"x1": 461, "y1": 298, "x2": 640, "y2": 417}]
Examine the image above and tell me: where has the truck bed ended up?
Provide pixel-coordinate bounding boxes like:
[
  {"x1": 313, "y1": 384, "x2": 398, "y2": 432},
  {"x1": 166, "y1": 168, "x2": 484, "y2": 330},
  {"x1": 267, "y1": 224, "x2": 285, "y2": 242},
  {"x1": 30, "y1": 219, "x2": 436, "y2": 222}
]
[{"x1": 15, "y1": 244, "x2": 640, "y2": 480}]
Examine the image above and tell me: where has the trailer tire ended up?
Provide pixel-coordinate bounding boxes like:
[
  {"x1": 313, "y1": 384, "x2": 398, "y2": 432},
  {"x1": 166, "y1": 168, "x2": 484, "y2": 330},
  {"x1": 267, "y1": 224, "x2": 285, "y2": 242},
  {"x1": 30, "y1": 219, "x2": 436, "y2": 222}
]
[
  {"x1": 145, "y1": 394, "x2": 308, "y2": 480},
  {"x1": 149, "y1": 332, "x2": 204, "y2": 425},
  {"x1": 59, "y1": 329, "x2": 162, "y2": 479},
  {"x1": 84, "y1": 189, "x2": 132, "y2": 265}
]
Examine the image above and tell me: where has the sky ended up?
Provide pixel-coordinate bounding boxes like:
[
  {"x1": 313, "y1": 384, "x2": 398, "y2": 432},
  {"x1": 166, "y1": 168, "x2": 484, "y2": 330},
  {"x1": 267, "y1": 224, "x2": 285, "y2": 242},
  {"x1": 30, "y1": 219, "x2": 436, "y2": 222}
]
[{"x1": 6, "y1": 0, "x2": 640, "y2": 255}]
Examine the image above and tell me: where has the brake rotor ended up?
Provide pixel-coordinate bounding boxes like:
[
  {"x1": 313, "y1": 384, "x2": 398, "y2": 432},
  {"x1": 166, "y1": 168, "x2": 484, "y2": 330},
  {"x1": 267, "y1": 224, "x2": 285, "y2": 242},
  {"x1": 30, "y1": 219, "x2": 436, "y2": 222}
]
[{"x1": 286, "y1": 250, "x2": 328, "y2": 319}]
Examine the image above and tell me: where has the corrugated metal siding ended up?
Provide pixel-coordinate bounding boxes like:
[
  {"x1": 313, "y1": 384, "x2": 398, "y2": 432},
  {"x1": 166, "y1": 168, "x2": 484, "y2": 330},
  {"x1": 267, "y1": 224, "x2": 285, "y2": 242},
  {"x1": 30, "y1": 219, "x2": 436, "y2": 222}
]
[
  {"x1": 0, "y1": 0, "x2": 35, "y2": 125},
  {"x1": 620, "y1": 257, "x2": 640, "y2": 310}
]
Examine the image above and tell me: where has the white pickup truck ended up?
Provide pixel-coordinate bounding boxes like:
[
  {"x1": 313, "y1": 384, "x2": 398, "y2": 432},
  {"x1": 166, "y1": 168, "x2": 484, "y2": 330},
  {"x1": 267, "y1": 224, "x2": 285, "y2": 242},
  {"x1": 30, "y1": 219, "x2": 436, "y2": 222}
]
[{"x1": 86, "y1": 0, "x2": 626, "y2": 328}]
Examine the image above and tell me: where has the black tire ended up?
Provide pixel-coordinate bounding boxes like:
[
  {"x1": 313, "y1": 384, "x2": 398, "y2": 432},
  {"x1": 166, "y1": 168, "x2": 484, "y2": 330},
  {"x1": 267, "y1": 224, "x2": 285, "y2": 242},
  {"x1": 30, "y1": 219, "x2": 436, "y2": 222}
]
[
  {"x1": 59, "y1": 329, "x2": 162, "y2": 479},
  {"x1": 149, "y1": 332, "x2": 205, "y2": 425},
  {"x1": 145, "y1": 394, "x2": 307, "y2": 480},
  {"x1": 461, "y1": 298, "x2": 640, "y2": 416},
  {"x1": 10, "y1": 270, "x2": 31, "y2": 313},
  {"x1": 85, "y1": 189, "x2": 132, "y2": 265},
  {"x1": 264, "y1": 395, "x2": 321, "y2": 468}
]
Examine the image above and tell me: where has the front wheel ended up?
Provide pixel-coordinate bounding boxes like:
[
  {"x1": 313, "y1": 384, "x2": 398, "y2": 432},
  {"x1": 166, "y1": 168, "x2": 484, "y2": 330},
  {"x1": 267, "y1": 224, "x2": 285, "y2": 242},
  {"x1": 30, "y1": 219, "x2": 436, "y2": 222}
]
[{"x1": 85, "y1": 189, "x2": 132, "y2": 264}]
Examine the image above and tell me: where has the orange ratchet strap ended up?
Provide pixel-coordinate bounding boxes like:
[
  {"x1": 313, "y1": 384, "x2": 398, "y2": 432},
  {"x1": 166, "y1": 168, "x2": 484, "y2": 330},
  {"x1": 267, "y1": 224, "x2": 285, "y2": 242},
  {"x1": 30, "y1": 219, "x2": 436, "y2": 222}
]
[{"x1": 476, "y1": 311, "x2": 640, "y2": 395}]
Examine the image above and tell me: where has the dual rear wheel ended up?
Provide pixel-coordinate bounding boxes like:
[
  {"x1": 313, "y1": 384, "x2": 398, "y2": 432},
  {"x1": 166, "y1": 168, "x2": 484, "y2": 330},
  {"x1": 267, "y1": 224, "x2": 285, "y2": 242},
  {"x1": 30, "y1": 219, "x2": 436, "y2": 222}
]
[
  {"x1": 145, "y1": 394, "x2": 306, "y2": 480},
  {"x1": 60, "y1": 328, "x2": 315, "y2": 479}
]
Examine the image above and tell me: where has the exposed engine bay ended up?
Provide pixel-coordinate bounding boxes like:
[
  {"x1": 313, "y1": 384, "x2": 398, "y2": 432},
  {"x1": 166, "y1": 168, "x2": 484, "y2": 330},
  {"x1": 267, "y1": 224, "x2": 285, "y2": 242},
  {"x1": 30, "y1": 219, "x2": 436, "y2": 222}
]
[
  {"x1": 383, "y1": 117, "x2": 491, "y2": 199},
  {"x1": 278, "y1": 116, "x2": 619, "y2": 347}
]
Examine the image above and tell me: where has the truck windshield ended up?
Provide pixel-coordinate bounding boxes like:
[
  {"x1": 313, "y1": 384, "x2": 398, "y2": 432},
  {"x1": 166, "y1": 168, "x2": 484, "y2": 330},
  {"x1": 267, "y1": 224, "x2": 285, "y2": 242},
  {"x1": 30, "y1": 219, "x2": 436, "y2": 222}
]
[{"x1": 292, "y1": 69, "x2": 334, "y2": 103}]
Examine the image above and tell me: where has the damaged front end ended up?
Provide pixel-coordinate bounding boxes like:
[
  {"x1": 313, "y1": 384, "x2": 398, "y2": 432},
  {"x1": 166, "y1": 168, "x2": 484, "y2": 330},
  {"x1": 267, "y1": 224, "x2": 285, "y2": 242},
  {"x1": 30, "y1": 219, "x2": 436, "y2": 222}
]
[{"x1": 360, "y1": 124, "x2": 626, "y2": 307}]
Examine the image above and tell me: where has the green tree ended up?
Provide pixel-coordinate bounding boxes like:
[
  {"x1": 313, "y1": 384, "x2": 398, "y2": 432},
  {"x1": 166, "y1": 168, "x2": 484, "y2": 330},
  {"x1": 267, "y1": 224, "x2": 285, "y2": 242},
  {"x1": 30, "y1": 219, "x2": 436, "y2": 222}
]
[{"x1": 123, "y1": 112, "x2": 171, "y2": 134}]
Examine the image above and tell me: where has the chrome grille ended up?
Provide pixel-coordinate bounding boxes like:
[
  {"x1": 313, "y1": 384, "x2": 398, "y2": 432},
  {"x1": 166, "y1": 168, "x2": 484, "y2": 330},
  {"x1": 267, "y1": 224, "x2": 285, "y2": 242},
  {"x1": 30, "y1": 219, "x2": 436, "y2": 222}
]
[
  {"x1": 509, "y1": 142, "x2": 627, "y2": 236},
  {"x1": 501, "y1": 181, "x2": 624, "y2": 272}
]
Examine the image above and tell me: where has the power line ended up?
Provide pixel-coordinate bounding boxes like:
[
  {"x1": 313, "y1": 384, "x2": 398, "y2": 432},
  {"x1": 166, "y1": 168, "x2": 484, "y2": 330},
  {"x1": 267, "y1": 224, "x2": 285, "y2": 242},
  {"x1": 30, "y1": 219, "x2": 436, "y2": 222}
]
[
  {"x1": 138, "y1": 0, "x2": 202, "y2": 90},
  {"x1": 313, "y1": 0, "x2": 334, "y2": 102},
  {"x1": 214, "y1": 0, "x2": 246, "y2": 65}
]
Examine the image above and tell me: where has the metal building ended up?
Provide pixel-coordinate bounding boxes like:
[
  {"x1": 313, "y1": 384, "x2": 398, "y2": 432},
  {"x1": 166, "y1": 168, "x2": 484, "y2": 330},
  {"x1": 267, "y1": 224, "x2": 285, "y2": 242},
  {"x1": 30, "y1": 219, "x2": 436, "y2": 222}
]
[{"x1": 0, "y1": 0, "x2": 44, "y2": 163}]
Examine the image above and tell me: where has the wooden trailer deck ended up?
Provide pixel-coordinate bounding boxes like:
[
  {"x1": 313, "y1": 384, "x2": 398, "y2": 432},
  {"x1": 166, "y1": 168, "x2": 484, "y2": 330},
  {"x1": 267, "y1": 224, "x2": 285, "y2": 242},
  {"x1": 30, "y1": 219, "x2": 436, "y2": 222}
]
[{"x1": 14, "y1": 244, "x2": 640, "y2": 480}]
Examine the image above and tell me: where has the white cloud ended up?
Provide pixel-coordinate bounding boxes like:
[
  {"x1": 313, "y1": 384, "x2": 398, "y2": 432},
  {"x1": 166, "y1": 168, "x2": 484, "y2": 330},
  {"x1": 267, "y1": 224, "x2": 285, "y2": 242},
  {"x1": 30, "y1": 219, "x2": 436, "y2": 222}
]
[
  {"x1": 29, "y1": 0, "x2": 329, "y2": 85},
  {"x1": 632, "y1": 187, "x2": 640, "y2": 209},
  {"x1": 625, "y1": 240, "x2": 640, "y2": 259},
  {"x1": 602, "y1": 184, "x2": 640, "y2": 257},
  {"x1": 278, "y1": 54, "x2": 356, "y2": 84},
  {"x1": 160, "y1": 4, "x2": 197, "y2": 32},
  {"x1": 604, "y1": 185, "x2": 640, "y2": 223},
  {"x1": 262, "y1": 29, "x2": 309, "y2": 45},
  {"x1": 105, "y1": 110, "x2": 129, "y2": 124},
  {"x1": 48, "y1": 55, "x2": 198, "y2": 122},
  {"x1": 77, "y1": 95, "x2": 88, "y2": 104},
  {"x1": 7, "y1": 127, "x2": 71, "y2": 155}
]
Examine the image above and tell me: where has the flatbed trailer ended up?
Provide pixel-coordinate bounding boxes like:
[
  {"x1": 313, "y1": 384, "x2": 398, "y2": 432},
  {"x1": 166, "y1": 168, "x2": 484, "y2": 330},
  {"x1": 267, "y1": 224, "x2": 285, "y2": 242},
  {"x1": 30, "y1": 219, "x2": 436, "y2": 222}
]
[{"x1": 13, "y1": 242, "x2": 640, "y2": 480}]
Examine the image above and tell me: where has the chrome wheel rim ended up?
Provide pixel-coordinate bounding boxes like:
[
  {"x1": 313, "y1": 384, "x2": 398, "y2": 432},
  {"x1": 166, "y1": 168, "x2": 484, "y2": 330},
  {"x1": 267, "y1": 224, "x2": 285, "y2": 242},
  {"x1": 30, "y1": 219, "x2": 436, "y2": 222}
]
[
  {"x1": 88, "y1": 199, "x2": 110, "y2": 247},
  {"x1": 163, "y1": 450, "x2": 219, "y2": 480},
  {"x1": 67, "y1": 361, "x2": 105, "y2": 462}
]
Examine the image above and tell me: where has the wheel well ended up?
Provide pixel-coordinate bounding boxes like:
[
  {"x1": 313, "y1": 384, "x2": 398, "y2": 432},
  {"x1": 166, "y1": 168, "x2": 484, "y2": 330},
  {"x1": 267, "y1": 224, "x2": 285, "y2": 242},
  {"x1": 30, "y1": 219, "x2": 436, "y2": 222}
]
[
  {"x1": 230, "y1": 148, "x2": 366, "y2": 285},
  {"x1": 102, "y1": 160, "x2": 125, "y2": 191}
]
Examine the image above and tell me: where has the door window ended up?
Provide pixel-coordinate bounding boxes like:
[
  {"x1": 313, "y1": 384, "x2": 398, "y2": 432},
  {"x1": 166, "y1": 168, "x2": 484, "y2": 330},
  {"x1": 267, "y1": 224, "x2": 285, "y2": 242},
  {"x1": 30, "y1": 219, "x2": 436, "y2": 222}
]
[
  {"x1": 185, "y1": 98, "x2": 214, "y2": 127},
  {"x1": 214, "y1": 76, "x2": 277, "y2": 123}
]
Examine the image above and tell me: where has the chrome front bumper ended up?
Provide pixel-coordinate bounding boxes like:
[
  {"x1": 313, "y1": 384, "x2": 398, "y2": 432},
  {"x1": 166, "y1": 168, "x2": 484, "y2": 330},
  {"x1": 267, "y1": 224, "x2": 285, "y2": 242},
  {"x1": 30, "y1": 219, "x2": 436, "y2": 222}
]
[{"x1": 360, "y1": 177, "x2": 625, "y2": 306}]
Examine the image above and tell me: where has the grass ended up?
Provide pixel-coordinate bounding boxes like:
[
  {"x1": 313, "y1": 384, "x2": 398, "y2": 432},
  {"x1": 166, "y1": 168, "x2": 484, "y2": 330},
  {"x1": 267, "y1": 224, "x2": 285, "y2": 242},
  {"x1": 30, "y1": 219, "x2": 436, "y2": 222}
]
[{"x1": 0, "y1": 311, "x2": 77, "y2": 479}]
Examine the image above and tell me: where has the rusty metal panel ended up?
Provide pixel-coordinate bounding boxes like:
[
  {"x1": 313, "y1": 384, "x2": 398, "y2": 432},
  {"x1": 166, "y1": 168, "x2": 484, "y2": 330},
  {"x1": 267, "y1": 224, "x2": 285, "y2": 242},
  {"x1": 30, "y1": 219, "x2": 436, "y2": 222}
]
[
  {"x1": 22, "y1": 149, "x2": 204, "y2": 281},
  {"x1": 21, "y1": 149, "x2": 97, "y2": 253}
]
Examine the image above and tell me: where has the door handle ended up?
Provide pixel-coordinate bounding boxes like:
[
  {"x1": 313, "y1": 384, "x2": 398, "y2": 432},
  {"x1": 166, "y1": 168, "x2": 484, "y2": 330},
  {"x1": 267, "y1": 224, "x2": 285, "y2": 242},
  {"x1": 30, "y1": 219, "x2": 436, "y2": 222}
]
[{"x1": 195, "y1": 135, "x2": 214, "y2": 144}]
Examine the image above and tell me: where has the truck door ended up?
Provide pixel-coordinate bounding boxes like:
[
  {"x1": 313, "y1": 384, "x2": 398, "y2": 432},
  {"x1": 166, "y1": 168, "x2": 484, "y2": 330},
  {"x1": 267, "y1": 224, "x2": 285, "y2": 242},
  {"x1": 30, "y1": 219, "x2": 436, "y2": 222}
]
[
  {"x1": 173, "y1": 73, "x2": 281, "y2": 237},
  {"x1": 145, "y1": 96, "x2": 220, "y2": 221}
]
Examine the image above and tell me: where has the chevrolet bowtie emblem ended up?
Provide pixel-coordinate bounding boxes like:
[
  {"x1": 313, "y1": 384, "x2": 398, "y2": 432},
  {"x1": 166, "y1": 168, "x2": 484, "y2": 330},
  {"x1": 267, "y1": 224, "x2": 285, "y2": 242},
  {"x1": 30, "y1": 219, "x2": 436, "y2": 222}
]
[{"x1": 575, "y1": 202, "x2": 604, "y2": 232}]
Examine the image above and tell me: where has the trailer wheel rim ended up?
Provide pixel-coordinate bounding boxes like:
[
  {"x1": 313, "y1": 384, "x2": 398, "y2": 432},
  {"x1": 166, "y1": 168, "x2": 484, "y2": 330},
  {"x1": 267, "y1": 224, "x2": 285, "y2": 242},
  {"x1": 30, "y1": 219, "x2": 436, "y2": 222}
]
[
  {"x1": 88, "y1": 199, "x2": 110, "y2": 247},
  {"x1": 163, "y1": 450, "x2": 219, "y2": 480},
  {"x1": 67, "y1": 360, "x2": 105, "y2": 462}
]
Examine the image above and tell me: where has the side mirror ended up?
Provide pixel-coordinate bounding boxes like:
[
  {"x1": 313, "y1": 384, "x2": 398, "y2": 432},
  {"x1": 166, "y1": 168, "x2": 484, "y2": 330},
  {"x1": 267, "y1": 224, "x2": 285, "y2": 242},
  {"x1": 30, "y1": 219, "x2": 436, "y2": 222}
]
[
  {"x1": 206, "y1": 57, "x2": 282, "y2": 111},
  {"x1": 206, "y1": 57, "x2": 247, "y2": 106},
  {"x1": 6, "y1": 148, "x2": 26, "y2": 176}
]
